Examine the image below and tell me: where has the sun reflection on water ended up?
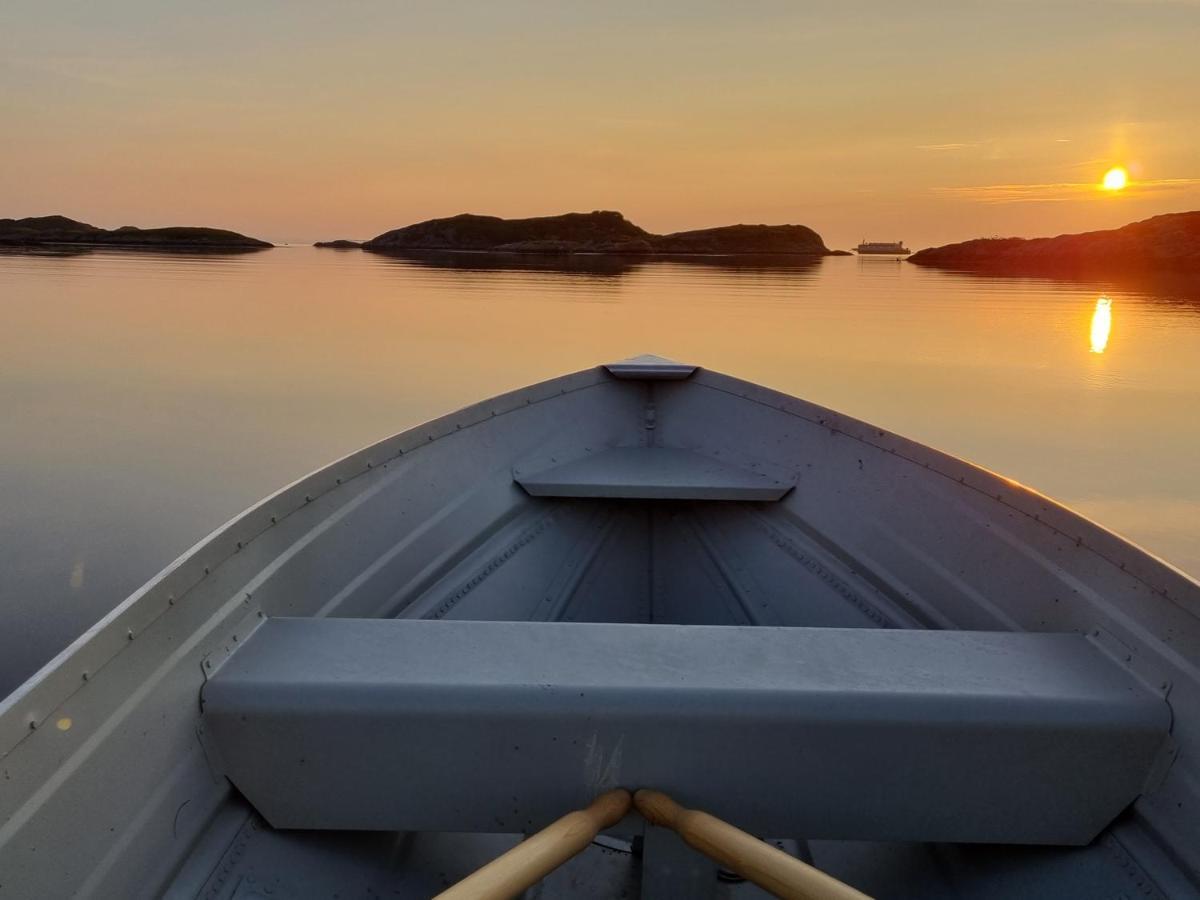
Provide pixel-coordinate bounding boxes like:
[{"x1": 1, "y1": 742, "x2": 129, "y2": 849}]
[{"x1": 1090, "y1": 297, "x2": 1112, "y2": 353}]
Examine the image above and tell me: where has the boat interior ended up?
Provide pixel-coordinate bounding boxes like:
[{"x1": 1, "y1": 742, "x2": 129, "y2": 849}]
[{"x1": 2, "y1": 357, "x2": 1197, "y2": 899}]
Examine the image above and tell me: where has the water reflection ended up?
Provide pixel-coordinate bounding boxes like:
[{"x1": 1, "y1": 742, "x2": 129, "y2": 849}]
[
  {"x1": 1090, "y1": 297, "x2": 1113, "y2": 353},
  {"x1": 69, "y1": 559, "x2": 85, "y2": 590},
  {"x1": 912, "y1": 264, "x2": 1200, "y2": 313},
  {"x1": 368, "y1": 249, "x2": 639, "y2": 277},
  {"x1": 2, "y1": 249, "x2": 1198, "y2": 695},
  {"x1": 0, "y1": 246, "x2": 269, "y2": 260},
  {"x1": 365, "y1": 249, "x2": 827, "y2": 278}
]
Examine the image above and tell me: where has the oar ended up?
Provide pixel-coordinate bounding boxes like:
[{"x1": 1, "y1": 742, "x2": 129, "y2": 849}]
[
  {"x1": 635, "y1": 789, "x2": 873, "y2": 900},
  {"x1": 434, "y1": 789, "x2": 633, "y2": 900}
]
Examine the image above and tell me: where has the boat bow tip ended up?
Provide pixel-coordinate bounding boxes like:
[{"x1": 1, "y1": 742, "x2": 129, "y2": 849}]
[{"x1": 604, "y1": 354, "x2": 696, "y2": 380}]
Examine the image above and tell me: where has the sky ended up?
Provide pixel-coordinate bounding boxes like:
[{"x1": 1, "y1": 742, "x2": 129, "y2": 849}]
[{"x1": 2, "y1": 1, "x2": 1199, "y2": 248}]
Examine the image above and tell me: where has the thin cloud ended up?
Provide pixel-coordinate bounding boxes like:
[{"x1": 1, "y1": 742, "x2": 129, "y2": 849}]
[
  {"x1": 917, "y1": 142, "x2": 979, "y2": 151},
  {"x1": 971, "y1": 196, "x2": 1070, "y2": 203},
  {"x1": 936, "y1": 177, "x2": 1200, "y2": 203},
  {"x1": 1137, "y1": 177, "x2": 1200, "y2": 193}
]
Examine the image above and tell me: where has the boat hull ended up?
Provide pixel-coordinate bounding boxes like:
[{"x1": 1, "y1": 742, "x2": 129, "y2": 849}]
[{"x1": 1, "y1": 358, "x2": 1197, "y2": 898}]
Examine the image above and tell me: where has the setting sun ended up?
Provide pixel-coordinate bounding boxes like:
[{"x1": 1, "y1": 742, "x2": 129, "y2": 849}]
[{"x1": 1102, "y1": 167, "x2": 1129, "y2": 191}]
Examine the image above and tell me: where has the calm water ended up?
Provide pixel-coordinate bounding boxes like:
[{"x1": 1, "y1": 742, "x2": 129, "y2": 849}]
[{"x1": 2, "y1": 247, "x2": 1199, "y2": 693}]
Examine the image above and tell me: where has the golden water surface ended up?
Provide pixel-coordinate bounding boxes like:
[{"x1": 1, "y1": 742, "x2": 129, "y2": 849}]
[{"x1": 2, "y1": 247, "x2": 1198, "y2": 692}]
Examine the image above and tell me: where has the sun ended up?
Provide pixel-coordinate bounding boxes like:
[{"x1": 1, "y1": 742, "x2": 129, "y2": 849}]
[{"x1": 1102, "y1": 167, "x2": 1128, "y2": 191}]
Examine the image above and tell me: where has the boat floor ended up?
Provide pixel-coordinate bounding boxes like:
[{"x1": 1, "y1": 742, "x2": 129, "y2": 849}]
[
  {"x1": 171, "y1": 802, "x2": 1165, "y2": 899},
  {"x1": 388, "y1": 499, "x2": 908, "y2": 628},
  {"x1": 173, "y1": 498, "x2": 1177, "y2": 898}
]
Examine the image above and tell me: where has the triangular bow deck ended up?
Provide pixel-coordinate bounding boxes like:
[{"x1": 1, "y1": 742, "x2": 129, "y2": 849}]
[{"x1": 515, "y1": 447, "x2": 793, "y2": 501}]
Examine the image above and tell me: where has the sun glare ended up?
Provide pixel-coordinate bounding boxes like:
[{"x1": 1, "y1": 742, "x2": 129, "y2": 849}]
[
  {"x1": 1091, "y1": 297, "x2": 1113, "y2": 353},
  {"x1": 1101, "y1": 167, "x2": 1128, "y2": 191}
]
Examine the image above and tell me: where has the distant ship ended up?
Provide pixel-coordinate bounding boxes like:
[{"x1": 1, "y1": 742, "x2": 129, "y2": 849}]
[{"x1": 855, "y1": 240, "x2": 910, "y2": 255}]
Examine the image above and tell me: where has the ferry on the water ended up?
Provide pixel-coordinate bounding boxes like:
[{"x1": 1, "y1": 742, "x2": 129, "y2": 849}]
[{"x1": 855, "y1": 240, "x2": 910, "y2": 255}]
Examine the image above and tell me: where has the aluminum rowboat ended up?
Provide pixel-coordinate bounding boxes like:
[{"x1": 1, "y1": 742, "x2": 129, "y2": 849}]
[{"x1": 1, "y1": 356, "x2": 1197, "y2": 898}]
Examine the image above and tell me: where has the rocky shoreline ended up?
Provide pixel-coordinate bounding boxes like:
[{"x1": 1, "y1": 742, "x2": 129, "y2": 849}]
[
  {"x1": 908, "y1": 212, "x2": 1200, "y2": 277},
  {"x1": 318, "y1": 210, "x2": 839, "y2": 256},
  {"x1": 0, "y1": 215, "x2": 272, "y2": 249}
]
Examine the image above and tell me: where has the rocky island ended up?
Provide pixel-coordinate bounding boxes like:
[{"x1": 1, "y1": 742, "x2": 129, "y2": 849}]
[
  {"x1": 313, "y1": 239, "x2": 362, "y2": 249},
  {"x1": 0, "y1": 215, "x2": 272, "y2": 249},
  {"x1": 352, "y1": 211, "x2": 836, "y2": 256},
  {"x1": 908, "y1": 211, "x2": 1200, "y2": 277}
]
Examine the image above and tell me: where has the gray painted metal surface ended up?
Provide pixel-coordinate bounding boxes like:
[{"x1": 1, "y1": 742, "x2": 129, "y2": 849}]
[
  {"x1": 515, "y1": 446, "x2": 793, "y2": 500},
  {"x1": 205, "y1": 618, "x2": 1168, "y2": 844},
  {"x1": 2, "y1": 356, "x2": 1198, "y2": 899},
  {"x1": 605, "y1": 353, "x2": 697, "y2": 380}
]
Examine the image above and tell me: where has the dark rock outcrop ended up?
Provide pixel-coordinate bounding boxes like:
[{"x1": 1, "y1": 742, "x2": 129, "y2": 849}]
[
  {"x1": 364, "y1": 211, "x2": 652, "y2": 254},
  {"x1": 0, "y1": 215, "x2": 272, "y2": 249},
  {"x1": 908, "y1": 212, "x2": 1200, "y2": 276},
  {"x1": 0, "y1": 215, "x2": 102, "y2": 243},
  {"x1": 363, "y1": 211, "x2": 833, "y2": 256},
  {"x1": 314, "y1": 239, "x2": 363, "y2": 248},
  {"x1": 654, "y1": 223, "x2": 827, "y2": 255}
]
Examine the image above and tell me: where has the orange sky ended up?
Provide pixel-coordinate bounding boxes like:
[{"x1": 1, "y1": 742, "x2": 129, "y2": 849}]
[{"x1": 2, "y1": 2, "x2": 1199, "y2": 248}]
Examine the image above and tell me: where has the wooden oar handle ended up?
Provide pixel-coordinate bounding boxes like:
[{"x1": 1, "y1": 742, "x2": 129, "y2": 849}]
[
  {"x1": 634, "y1": 790, "x2": 873, "y2": 900},
  {"x1": 577, "y1": 788, "x2": 634, "y2": 830},
  {"x1": 435, "y1": 789, "x2": 632, "y2": 900},
  {"x1": 635, "y1": 788, "x2": 689, "y2": 829}
]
